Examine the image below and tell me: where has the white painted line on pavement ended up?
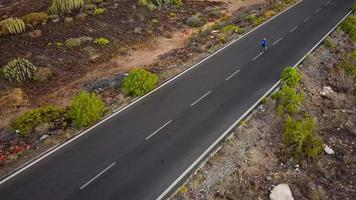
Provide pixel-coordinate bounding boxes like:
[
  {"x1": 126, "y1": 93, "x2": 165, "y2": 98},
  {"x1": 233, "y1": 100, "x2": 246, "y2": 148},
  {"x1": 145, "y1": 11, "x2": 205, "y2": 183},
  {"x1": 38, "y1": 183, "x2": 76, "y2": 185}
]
[
  {"x1": 190, "y1": 91, "x2": 212, "y2": 107},
  {"x1": 0, "y1": 0, "x2": 305, "y2": 186},
  {"x1": 225, "y1": 69, "x2": 241, "y2": 81},
  {"x1": 315, "y1": 8, "x2": 322, "y2": 13},
  {"x1": 273, "y1": 37, "x2": 283, "y2": 46},
  {"x1": 289, "y1": 26, "x2": 298, "y2": 33},
  {"x1": 325, "y1": 1, "x2": 330, "y2": 6},
  {"x1": 157, "y1": 9, "x2": 353, "y2": 200},
  {"x1": 252, "y1": 52, "x2": 263, "y2": 61},
  {"x1": 304, "y1": 16, "x2": 311, "y2": 22},
  {"x1": 80, "y1": 162, "x2": 116, "y2": 190},
  {"x1": 146, "y1": 120, "x2": 173, "y2": 140}
]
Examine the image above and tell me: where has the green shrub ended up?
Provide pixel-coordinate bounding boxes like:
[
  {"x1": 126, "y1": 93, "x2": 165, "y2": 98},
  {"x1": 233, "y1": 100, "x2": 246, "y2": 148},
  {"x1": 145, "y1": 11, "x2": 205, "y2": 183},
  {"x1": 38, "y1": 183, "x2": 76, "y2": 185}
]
[
  {"x1": 220, "y1": 24, "x2": 244, "y2": 34},
  {"x1": 340, "y1": 16, "x2": 356, "y2": 41},
  {"x1": 68, "y1": 91, "x2": 106, "y2": 129},
  {"x1": 151, "y1": 19, "x2": 160, "y2": 25},
  {"x1": 284, "y1": 116, "x2": 324, "y2": 160},
  {"x1": 2, "y1": 58, "x2": 37, "y2": 82},
  {"x1": 272, "y1": 86, "x2": 303, "y2": 115},
  {"x1": 11, "y1": 105, "x2": 67, "y2": 136},
  {"x1": 65, "y1": 38, "x2": 82, "y2": 48},
  {"x1": 323, "y1": 36, "x2": 336, "y2": 50},
  {"x1": 123, "y1": 68, "x2": 159, "y2": 96},
  {"x1": 48, "y1": 0, "x2": 85, "y2": 15},
  {"x1": 353, "y1": 1, "x2": 356, "y2": 12},
  {"x1": 0, "y1": 18, "x2": 26, "y2": 35},
  {"x1": 93, "y1": 7, "x2": 106, "y2": 15},
  {"x1": 339, "y1": 51, "x2": 356, "y2": 78},
  {"x1": 281, "y1": 67, "x2": 301, "y2": 88},
  {"x1": 93, "y1": 37, "x2": 110, "y2": 46},
  {"x1": 186, "y1": 15, "x2": 205, "y2": 27},
  {"x1": 22, "y1": 12, "x2": 48, "y2": 25}
]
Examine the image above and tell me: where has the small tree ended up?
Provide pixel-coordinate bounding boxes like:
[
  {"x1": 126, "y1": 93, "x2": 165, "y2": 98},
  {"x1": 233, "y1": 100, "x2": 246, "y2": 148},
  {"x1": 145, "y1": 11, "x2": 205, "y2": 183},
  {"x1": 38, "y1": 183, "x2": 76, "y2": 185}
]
[
  {"x1": 284, "y1": 116, "x2": 324, "y2": 160},
  {"x1": 123, "y1": 69, "x2": 159, "y2": 97},
  {"x1": 272, "y1": 86, "x2": 303, "y2": 115},
  {"x1": 281, "y1": 67, "x2": 301, "y2": 88},
  {"x1": 68, "y1": 91, "x2": 106, "y2": 129}
]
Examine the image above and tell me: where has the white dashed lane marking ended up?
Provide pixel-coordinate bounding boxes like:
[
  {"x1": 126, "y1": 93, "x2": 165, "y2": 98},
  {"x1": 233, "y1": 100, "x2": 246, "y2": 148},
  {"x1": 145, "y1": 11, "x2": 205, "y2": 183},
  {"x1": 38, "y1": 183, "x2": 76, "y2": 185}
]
[{"x1": 146, "y1": 120, "x2": 173, "y2": 140}]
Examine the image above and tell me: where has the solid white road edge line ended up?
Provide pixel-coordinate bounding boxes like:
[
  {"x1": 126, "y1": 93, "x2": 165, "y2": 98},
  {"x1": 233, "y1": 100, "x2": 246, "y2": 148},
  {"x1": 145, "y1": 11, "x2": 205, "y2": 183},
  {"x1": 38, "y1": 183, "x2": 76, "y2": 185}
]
[
  {"x1": 190, "y1": 91, "x2": 212, "y2": 107},
  {"x1": 145, "y1": 120, "x2": 173, "y2": 140},
  {"x1": 0, "y1": 0, "x2": 304, "y2": 185},
  {"x1": 304, "y1": 16, "x2": 311, "y2": 22},
  {"x1": 80, "y1": 162, "x2": 116, "y2": 190},
  {"x1": 156, "y1": 9, "x2": 353, "y2": 200},
  {"x1": 272, "y1": 37, "x2": 283, "y2": 46},
  {"x1": 225, "y1": 69, "x2": 241, "y2": 81},
  {"x1": 289, "y1": 26, "x2": 298, "y2": 32}
]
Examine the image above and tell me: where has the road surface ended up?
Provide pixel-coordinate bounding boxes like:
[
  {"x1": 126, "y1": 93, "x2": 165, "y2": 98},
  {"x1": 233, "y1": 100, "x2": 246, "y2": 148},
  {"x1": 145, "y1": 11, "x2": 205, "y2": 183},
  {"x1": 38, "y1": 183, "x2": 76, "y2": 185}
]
[{"x1": 0, "y1": 0, "x2": 354, "y2": 199}]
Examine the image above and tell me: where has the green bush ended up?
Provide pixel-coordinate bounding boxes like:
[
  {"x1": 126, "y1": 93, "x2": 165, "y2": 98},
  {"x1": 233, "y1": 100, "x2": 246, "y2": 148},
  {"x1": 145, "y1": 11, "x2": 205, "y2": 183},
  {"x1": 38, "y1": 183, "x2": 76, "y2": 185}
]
[
  {"x1": 93, "y1": 37, "x2": 110, "y2": 46},
  {"x1": 281, "y1": 67, "x2": 301, "y2": 88},
  {"x1": 93, "y1": 8, "x2": 106, "y2": 15},
  {"x1": 284, "y1": 116, "x2": 324, "y2": 160},
  {"x1": 123, "y1": 69, "x2": 159, "y2": 96},
  {"x1": 272, "y1": 86, "x2": 303, "y2": 115},
  {"x1": 48, "y1": 0, "x2": 85, "y2": 15},
  {"x1": 339, "y1": 51, "x2": 356, "y2": 78},
  {"x1": 323, "y1": 36, "x2": 336, "y2": 50},
  {"x1": 220, "y1": 24, "x2": 244, "y2": 34},
  {"x1": 22, "y1": 12, "x2": 48, "y2": 25},
  {"x1": 186, "y1": 15, "x2": 205, "y2": 28},
  {"x1": 2, "y1": 58, "x2": 37, "y2": 82},
  {"x1": 65, "y1": 38, "x2": 81, "y2": 48},
  {"x1": 0, "y1": 18, "x2": 26, "y2": 35},
  {"x1": 68, "y1": 91, "x2": 106, "y2": 129},
  {"x1": 11, "y1": 105, "x2": 67, "y2": 136},
  {"x1": 340, "y1": 16, "x2": 356, "y2": 41}
]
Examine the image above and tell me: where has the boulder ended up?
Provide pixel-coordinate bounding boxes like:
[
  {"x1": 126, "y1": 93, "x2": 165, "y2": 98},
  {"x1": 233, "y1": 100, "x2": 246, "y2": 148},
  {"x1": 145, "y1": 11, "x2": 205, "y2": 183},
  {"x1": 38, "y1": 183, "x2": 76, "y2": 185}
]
[{"x1": 270, "y1": 184, "x2": 294, "y2": 200}]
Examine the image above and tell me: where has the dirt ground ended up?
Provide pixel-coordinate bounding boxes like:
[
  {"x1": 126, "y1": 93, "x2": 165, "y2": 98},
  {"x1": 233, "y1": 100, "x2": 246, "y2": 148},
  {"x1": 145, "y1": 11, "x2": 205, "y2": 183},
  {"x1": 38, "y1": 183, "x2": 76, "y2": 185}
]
[
  {"x1": 171, "y1": 29, "x2": 356, "y2": 200},
  {"x1": 0, "y1": 0, "x2": 296, "y2": 177}
]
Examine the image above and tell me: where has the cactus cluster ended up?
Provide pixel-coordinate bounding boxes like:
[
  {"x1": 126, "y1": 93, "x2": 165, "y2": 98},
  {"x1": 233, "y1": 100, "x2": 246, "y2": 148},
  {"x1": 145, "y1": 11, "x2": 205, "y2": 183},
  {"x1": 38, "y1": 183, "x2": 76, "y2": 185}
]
[
  {"x1": 2, "y1": 58, "x2": 37, "y2": 82},
  {"x1": 0, "y1": 18, "x2": 26, "y2": 35},
  {"x1": 48, "y1": 0, "x2": 85, "y2": 15}
]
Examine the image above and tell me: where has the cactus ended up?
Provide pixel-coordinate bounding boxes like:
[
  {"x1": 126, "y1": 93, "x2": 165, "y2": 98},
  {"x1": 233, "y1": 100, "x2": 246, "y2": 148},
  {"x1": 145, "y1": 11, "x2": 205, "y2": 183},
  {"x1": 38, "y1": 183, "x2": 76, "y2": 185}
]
[
  {"x1": 2, "y1": 58, "x2": 37, "y2": 82},
  {"x1": 48, "y1": 0, "x2": 85, "y2": 15},
  {"x1": 0, "y1": 18, "x2": 26, "y2": 35}
]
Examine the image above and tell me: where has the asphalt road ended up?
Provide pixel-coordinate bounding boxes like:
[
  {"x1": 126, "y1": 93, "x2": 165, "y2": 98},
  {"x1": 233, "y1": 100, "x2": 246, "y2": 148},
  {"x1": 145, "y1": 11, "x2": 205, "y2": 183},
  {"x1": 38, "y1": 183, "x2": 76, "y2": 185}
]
[{"x1": 0, "y1": 0, "x2": 354, "y2": 199}]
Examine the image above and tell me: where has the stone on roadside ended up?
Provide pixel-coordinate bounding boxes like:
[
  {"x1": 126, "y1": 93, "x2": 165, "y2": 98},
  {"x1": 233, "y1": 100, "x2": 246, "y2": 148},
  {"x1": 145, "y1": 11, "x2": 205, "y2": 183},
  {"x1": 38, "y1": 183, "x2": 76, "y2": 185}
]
[
  {"x1": 29, "y1": 30, "x2": 42, "y2": 38},
  {"x1": 39, "y1": 134, "x2": 49, "y2": 142},
  {"x1": 320, "y1": 86, "x2": 334, "y2": 97},
  {"x1": 323, "y1": 144, "x2": 335, "y2": 155},
  {"x1": 270, "y1": 184, "x2": 294, "y2": 200}
]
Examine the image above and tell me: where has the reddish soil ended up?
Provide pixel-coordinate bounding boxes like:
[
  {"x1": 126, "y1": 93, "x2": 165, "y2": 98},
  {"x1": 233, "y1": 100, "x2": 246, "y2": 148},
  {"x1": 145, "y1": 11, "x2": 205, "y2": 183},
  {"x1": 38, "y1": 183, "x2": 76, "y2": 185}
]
[{"x1": 0, "y1": 0, "x2": 222, "y2": 109}]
